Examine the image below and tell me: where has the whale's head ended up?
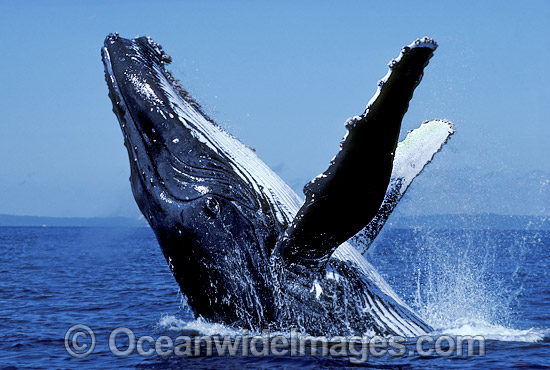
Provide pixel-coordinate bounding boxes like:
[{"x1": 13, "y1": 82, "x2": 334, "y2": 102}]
[{"x1": 101, "y1": 34, "x2": 288, "y2": 324}]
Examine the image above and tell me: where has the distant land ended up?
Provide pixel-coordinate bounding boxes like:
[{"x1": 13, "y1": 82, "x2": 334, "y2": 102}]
[
  {"x1": 390, "y1": 213, "x2": 550, "y2": 230},
  {"x1": 0, "y1": 214, "x2": 148, "y2": 227},
  {"x1": 0, "y1": 213, "x2": 548, "y2": 230}
]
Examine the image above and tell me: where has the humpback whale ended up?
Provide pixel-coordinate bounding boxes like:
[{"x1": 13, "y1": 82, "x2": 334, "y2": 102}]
[{"x1": 102, "y1": 34, "x2": 454, "y2": 337}]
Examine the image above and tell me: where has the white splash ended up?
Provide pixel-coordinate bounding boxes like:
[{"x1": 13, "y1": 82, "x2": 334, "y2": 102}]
[
  {"x1": 310, "y1": 280, "x2": 323, "y2": 299},
  {"x1": 408, "y1": 225, "x2": 549, "y2": 342},
  {"x1": 156, "y1": 315, "x2": 246, "y2": 337},
  {"x1": 437, "y1": 322, "x2": 547, "y2": 342}
]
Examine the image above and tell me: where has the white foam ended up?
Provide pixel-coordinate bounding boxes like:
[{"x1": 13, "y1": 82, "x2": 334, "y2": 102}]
[
  {"x1": 436, "y1": 320, "x2": 547, "y2": 342},
  {"x1": 155, "y1": 315, "x2": 548, "y2": 343},
  {"x1": 156, "y1": 315, "x2": 245, "y2": 337},
  {"x1": 156, "y1": 314, "x2": 187, "y2": 331}
]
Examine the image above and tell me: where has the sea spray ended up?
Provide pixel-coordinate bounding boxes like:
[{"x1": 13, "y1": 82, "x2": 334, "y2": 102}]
[{"x1": 408, "y1": 226, "x2": 530, "y2": 339}]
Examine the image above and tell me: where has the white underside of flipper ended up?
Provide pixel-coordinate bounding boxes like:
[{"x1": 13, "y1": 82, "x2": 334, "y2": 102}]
[
  {"x1": 393, "y1": 119, "x2": 456, "y2": 186},
  {"x1": 352, "y1": 119, "x2": 456, "y2": 254}
]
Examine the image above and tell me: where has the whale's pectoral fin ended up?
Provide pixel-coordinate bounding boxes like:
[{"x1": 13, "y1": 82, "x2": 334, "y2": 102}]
[
  {"x1": 352, "y1": 118, "x2": 455, "y2": 254},
  {"x1": 275, "y1": 37, "x2": 438, "y2": 268}
]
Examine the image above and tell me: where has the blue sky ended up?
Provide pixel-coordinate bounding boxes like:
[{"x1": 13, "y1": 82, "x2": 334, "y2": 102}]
[{"x1": 0, "y1": 1, "x2": 548, "y2": 218}]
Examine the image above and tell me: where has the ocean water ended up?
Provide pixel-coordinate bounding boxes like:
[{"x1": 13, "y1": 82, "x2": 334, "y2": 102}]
[{"x1": 0, "y1": 226, "x2": 548, "y2": 369}]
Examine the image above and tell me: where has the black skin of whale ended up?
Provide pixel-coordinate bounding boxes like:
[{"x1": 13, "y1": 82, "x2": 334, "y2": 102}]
[{"x1": 102, "y1": 34, "x2": 436, "y2": 336}]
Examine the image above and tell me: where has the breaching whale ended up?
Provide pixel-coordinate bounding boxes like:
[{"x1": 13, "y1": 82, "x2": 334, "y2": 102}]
[{"x1": 102, "y1": 34, "x2": 454, "y2": 337}]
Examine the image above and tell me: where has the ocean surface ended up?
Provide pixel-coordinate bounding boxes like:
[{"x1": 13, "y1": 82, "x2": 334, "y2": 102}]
[{"x1": 0, "y1": 226, "x2": 548, "y2": 369}]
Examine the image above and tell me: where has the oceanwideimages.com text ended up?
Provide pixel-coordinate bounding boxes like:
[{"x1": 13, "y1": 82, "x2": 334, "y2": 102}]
[{"x1": 65, "y1": 324, "x2": 486, "y2": 363}]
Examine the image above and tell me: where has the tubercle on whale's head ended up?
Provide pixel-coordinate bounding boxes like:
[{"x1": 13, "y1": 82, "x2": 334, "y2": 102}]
[{"x1": 101, "y1": 34, "x2": 278, "y2": 324}]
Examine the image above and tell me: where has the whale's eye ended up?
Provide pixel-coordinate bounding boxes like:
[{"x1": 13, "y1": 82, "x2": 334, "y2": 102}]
[{"x1": 204, "y1": 197, "x2": 220, "y2": 217}]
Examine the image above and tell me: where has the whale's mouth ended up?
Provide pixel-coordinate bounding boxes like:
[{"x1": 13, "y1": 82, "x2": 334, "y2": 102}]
[{"x1": 101, "y1": 34, "x2": 259, "y2": 210}]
